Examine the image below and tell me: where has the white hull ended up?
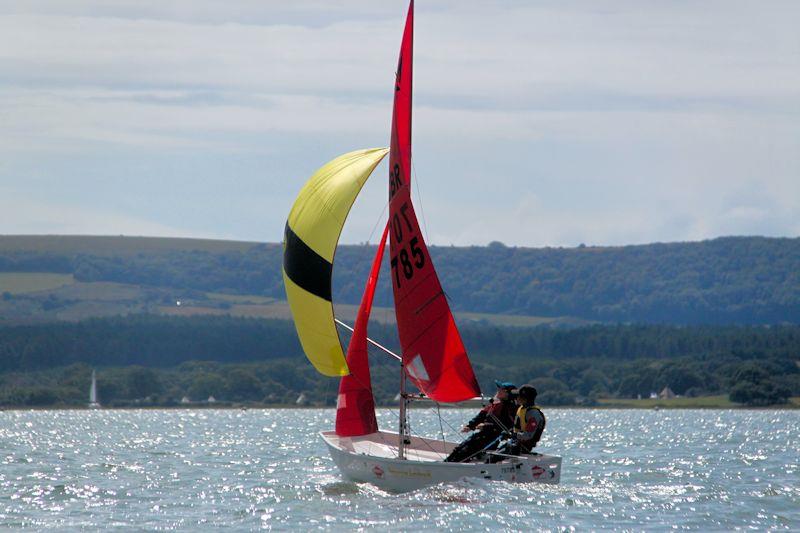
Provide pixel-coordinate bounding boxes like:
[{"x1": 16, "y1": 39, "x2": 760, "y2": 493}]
[{"x1": 321, "y1": 430, "x2": 561, "y2": 492}]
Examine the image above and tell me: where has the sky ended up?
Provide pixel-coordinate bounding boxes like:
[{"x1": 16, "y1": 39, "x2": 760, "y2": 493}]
[{"x1": 1, "y1": 0, "x2": 798, "y2": 248}]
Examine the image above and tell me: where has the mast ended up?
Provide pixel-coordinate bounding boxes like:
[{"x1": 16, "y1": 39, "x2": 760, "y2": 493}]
[{"x1": 398, "y1": 362, "x2": 409, "y2": 459}]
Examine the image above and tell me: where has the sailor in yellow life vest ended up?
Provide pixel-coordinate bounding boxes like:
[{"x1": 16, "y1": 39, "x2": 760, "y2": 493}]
[{"x1": 487, "y1": 384, "x2": 545, "y2": 463}]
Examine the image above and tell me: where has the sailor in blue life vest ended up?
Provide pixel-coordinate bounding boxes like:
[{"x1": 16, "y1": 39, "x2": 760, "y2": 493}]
[
  {"x1": 443, "y1": 380, "x2": 517, "y2": 463},
  {"x1": 487, "y1": 384, "x2": 546, "y2": 463}
]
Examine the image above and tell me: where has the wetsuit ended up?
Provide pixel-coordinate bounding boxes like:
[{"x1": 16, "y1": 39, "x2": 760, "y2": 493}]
[{"x1": 444, "y1": 398, "x2": 515, "y2": 462}]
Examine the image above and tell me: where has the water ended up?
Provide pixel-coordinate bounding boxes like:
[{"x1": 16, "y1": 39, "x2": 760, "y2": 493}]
[{"x1": 1, "y1": 408, "x2": 797, "y2": 530}]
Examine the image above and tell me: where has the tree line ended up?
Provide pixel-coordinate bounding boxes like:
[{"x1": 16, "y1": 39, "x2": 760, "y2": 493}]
[{"x1": 0, "y1": 316, "x2": 796, "y2": 407}]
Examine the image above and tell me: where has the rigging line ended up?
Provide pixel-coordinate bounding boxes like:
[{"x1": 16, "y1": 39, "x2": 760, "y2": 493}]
[
  {"x1": 324, "y1": 369, "x2": 333, "y2": 409},
  {"x1": 392, "y1": 385, "x2": 487, "y2": 442},
  {"x1": 415, "y1": 399, "x2": 464, "y2": 441},
  {"x1": 461, "y1": 433, "x2": 505, "y2": 463},
  {"x1": 391, "y1": 384, "x2": 464, "y2": 453},
  {"x1": 403, "y1": 400, "x2": 463, "y2": 457},
  {"x1": 407, "y1": 412, "x2": 450, "y2": 457},
  {"x1": 362, "y1": 343, "x2": 397, "y2": 452},
  {"x1": 410, "y1": 159, "x2": 431, "y2": 245},
  {"x1": 332, "y1": 326, "x2": 396, "y2": 453},
  {"x1": 335, "y1": 199, "x2": 390, "y2": 320},
  {"x1": 415, "y1": 396, "x2": 511, "y2": 453},
  {"x1": 436, "y1": 402, "x2": 445, "y2": 443},
  {"x1": 363, "y1": 312, "x2": 481, "y2": 440},
  {"x1": 332, "y1": 324, "x2": 454, "y2": 459},
  {"x1": 368, "y1": 197, "x2": 391, "y2": 243},
  {"x1": 334, "y1": 322, "x2": 402, "y2": 453},
  {"x1": 334, "y1": 319, "x2": 401, "y2": 361},
  {"x1": 485, "y1": 408, "x2": 513, "y2": 434},
  {"x1": 345, "y1": 201, "x2": 390, "y2": 297},
  {"x1": 357, "y1": 199, "x2": 390, "y2": 262},
  {"x1": 365, "y1": 342, "x2": 454, "y2": 458}
]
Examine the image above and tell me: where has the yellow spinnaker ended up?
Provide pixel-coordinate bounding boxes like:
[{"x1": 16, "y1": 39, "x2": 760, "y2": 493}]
[{"x1": 282, "y1": 148, "x2": 389, "y2": 376}]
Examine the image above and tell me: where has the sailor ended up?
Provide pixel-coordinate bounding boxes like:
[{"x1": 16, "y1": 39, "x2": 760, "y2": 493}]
[
  {"x1": 443, "y1": 380, "x2": 517, "y2": 463},
  {"x1": 488, "y1": 384, "x2": 545, "y2": 462}
]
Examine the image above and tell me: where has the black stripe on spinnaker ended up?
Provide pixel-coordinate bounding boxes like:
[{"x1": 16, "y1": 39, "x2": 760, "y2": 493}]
[{"x1": 283, "y1": 222, "x2": 332, "y2": 301}]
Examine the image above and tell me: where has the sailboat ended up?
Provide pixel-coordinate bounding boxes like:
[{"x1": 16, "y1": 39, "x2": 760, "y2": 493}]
[
  {"x1": 282, "y1": 1, "x2": 561, "y2": 492},
  {"x1": 88, "y1": 369, "x2": 101, "y2": 409}
]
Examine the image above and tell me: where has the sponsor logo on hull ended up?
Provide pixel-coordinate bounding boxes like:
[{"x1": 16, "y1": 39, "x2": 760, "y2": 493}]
[{"x1": 387, "y1": 466, "x2": 432, "y2": 478}]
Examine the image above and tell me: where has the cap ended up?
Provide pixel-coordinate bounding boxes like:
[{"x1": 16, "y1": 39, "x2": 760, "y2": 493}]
[{"x1": 494, "y1": 380, "x2": 516, "y2": 390}]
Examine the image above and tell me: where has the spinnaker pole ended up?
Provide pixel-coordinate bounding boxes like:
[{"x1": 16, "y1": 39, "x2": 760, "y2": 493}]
[{"x1": 334, "y1": 318, "x2": 401, "y2": 361}]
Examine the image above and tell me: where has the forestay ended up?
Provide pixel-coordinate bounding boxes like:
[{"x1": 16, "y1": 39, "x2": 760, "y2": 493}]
[{"x1": 334, "y1": 222, "x2": 389, "y2": 436}]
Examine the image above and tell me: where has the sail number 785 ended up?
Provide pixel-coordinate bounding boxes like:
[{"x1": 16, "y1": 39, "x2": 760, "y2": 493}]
[{"x1": 391, "y1": 236, "x2": 425, "y2": 288}]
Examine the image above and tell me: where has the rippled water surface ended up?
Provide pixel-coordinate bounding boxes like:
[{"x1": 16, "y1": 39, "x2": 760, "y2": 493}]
[{"x1": 1, "y1": 408, "x2": 798, "y2": 530}]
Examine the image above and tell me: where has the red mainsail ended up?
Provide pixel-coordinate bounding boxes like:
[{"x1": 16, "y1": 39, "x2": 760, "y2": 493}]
[
  {"x1": 334, "y1": 223, "x2": 389, "y2": 436},
  {"x1": 388, "y1": 1, "x2": 481, "y2": 403}
]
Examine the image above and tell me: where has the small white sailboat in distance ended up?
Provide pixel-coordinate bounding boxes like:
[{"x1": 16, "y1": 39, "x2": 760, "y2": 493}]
[{"x1": 88, "y1": 369, "x2": 101, "y2": 409}]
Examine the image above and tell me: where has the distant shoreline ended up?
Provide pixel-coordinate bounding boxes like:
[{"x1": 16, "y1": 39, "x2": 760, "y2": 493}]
[{"x1": 2, "y1": 397, "x2": 799, "y2": 411}]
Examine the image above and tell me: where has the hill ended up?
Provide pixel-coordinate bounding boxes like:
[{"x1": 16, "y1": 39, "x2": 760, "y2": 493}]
[
  {"x1": 1, "y1": 234, "x2": 797, "y2": 325},
  {"x1": 0, "y1": 234, "x2": 256, "y2": 255}
]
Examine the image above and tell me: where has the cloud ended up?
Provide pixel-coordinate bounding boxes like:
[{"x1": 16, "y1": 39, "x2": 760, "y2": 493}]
[
  {"x1": 0, "y1": 1, "x2": 798, "y2": 246},
  {"x1": 0, "y1": 186, "x2": 209, "y2": 238}
]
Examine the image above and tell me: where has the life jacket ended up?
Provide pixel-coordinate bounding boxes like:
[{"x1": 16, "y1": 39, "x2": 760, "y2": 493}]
[{"x1": 514, "y1": 405, "x2": 546, "y2": 448}]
